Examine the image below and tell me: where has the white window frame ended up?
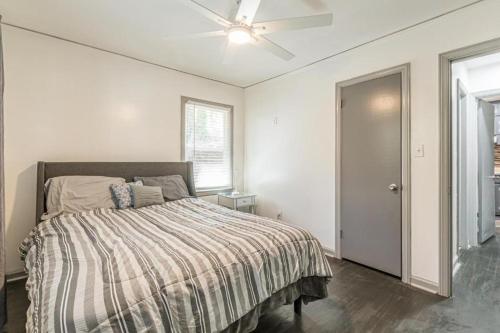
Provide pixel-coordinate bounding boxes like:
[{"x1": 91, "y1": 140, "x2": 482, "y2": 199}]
[{"x1": 181, "y1": 96, "x2": 234, "y2": 196}]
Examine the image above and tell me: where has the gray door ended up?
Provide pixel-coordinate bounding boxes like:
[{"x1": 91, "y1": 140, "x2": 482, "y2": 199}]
[
  {"x1": 340, "y1": 73, "x2": 402, "y2": 277},
  {"x1": 477, "y1": 99, "x2": 496, "y2": 243}
]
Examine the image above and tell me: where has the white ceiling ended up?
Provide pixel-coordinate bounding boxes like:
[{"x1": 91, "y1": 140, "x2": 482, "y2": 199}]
[
  {"x1": 0, "y1": 0, "x2": 479, "y2": 87},
  {"x1": 463, "y1": 51, "x2": 500, "y2": 70}
]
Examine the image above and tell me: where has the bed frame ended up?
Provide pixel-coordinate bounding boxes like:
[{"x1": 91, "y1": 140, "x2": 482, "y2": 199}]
[{"x1": 34, "y1": 160, "x2": 303, "y2": 317}]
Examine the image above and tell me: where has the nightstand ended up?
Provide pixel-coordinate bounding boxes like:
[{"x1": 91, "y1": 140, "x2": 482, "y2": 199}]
[{"x1": 217, "y1": 193, "x2": 256, "y2": 214}]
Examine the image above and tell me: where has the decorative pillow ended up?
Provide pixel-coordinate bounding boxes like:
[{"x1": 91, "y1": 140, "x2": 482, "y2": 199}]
[
  {"x1": 134, "y1": 175, "x2": 191, "y2": 201},
  {"x1": 110, "y1": 180, "x2": 143, "y2": 209},
  {"x1": 43, "y1": 176, "x2": 126, "y2": 220},
  {"x1": 130, "y1": 185, "x2": 165, "y2": 208}
]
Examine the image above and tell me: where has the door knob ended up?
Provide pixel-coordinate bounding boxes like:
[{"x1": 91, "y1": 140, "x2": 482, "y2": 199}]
[{"x1": 388, "y1": 184, "x2": 399, "y2": 191}]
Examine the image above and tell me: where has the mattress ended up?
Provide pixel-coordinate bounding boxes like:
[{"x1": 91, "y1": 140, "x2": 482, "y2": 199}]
[{"x1": 20, "y1": 198, "x2": 332, "y2": 332}]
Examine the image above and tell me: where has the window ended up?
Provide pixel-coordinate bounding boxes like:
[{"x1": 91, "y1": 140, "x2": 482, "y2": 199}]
[{"x1": 181, "y1": 97, "x2": 233, "y2": 193}]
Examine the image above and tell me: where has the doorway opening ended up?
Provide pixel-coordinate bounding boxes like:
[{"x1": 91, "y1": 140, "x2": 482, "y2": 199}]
[
  {"x1": 439, "y1": 38, "x2": 500, "y2": 297},
  {"x1": 445, "y1": 48, "x2": 500, "y2": 297}
]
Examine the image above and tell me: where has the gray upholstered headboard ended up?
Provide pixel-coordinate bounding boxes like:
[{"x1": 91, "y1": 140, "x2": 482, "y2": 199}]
[{"x1": 36, "y1": 161, "x2": 196, "y2": 224}]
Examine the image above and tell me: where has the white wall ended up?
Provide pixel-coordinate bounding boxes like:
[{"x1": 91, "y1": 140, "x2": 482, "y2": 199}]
[
  {"x1": 244, "y1": 0, "x2": 500, "y2": 285},
  {"x1": 3, "y1": 26, "x2": 245, "y2": 274}
]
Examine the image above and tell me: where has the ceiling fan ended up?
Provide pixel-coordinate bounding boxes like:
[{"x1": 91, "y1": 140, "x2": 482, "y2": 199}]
[{"x1": 175, "y1": 0, "x2": 333, "y2": 61}]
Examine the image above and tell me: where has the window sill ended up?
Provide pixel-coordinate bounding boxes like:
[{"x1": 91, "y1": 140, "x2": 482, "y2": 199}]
[{"x1": 196, "y1": 188, "x2": 233, "y2": 197}]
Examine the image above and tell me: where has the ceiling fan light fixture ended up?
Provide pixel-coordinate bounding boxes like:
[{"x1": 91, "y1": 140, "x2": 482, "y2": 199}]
[{"x1": 228, "y1": 26, "x2": 253, "y2": 44}]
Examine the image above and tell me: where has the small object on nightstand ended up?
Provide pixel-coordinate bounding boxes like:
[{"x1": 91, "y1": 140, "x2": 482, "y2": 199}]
[{"x1": 218, "y1": 192, "x2": 256, "y2": 214}]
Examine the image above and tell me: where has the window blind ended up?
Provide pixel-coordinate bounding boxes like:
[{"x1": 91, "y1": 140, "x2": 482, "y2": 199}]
[{"x1": 183, "y1": 99, "x2": 232, "y2": 191}]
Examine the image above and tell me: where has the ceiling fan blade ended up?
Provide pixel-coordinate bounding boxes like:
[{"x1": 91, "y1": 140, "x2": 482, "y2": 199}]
[
  {"x1": 228, "y1": 0, "x2": 241, "y2": 22},
  {"x1": 253, "y1": 13, "x2": 333, "y2": 34},
  {"x1": 181, "y1": 0, "x2": 232, "y2": 27},
  {"x1": 302, "y1": 0, "x2": 328, "y2": 11},
  {"x1": 234, "y1": 0, "x2": 262, "y2": 25},
  {"x1": 254, "y1": 36, "x2": 294, "y2": 61},
  {"x1": 164, "y1": 30, "x2": 227, "y2": 41}
]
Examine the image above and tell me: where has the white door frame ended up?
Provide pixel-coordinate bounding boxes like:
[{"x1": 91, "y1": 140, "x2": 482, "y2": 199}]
[
  {"x1": 439, "y1": 37, "x2": 500, "y2": 297},
  {"x1": 335, "y1": 63, "x2": 411, "y2": 284}
]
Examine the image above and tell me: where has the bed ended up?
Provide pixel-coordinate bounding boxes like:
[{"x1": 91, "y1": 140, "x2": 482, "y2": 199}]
[{"x1": 20, "y1": 161, "x2": 333, "y2": 332}]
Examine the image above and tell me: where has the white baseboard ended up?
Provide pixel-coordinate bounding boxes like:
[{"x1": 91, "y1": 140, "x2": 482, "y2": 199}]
[
  {"x1": 6, "y1": 270, "x2": 28, "y2": 283},
  {"x1": 322, "y1": 246, "x2": 337, "y2": 259},
  {"x1": 410, "y1": 275, "x2": 439, "y2": 294}
]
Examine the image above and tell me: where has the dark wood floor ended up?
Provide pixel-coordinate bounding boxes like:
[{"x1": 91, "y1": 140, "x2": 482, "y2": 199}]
[
  {"x1": 4, "y1": 277, "x2": 29, "y2": 333},
  {"x1": 254, "y1": 232, "x2": 500, "y2": 333},
  {"x1": 4, "y1": 233, "x2": 500, "y2": 332}
]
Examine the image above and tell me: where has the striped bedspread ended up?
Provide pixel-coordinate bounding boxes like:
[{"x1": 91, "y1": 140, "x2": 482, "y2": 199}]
[{"x1": 20, "y1": 198, "x2": 333, "y2": 333}]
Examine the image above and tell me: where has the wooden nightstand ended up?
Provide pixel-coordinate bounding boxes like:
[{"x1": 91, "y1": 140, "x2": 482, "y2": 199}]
[{"x1": 217, "y1": 193, "x2": 256, "y2": 214}]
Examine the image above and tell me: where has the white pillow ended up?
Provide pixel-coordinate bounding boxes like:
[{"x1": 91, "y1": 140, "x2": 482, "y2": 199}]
[{"x1": 42, "y1": 176, "x2": 126, "y2": 220}]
